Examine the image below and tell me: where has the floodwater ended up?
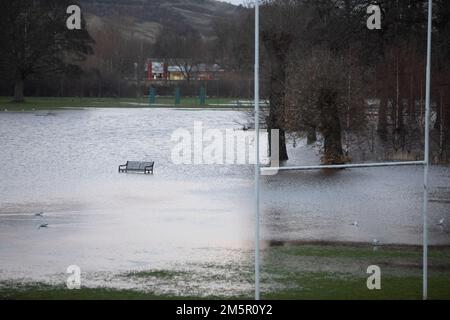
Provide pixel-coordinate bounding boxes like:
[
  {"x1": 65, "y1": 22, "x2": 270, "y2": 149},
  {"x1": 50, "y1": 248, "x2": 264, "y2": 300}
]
[{"x1": 0, "y1": 108, "x2": 449, "y2": 294}]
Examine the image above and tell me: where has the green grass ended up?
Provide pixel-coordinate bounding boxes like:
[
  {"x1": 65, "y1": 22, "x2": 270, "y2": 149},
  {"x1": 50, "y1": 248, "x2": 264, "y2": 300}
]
[
  {"x1": 1, "y1": 244, "x2": 449, "y2": 300},
  {"x1": 0, "y1": 283, "x2": 203, "y2": 300},
  {"x1": 125, "y1": 270, "x2": 189, "y2": 279},
  {"x1": 277, "y1": 244, "x2": 450, "y2": 260},
  {"x1": 0, "y1": 96, "x2": 251, "y2": 110},
  {"x1": 263, "y1": 273, "x2": 450, "y2": 300},
  {"x1": 2, "y1": 275, "x2": 449, "y2": 300},
  {"x1": 259, "y1": 244, "x2": 450, "y2": 300}
]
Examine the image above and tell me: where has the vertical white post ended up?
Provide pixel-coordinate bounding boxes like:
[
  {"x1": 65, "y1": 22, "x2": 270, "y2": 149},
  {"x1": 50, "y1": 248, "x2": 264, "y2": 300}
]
[
  {"x1": 423, "y1": 0, "x2": 432, "y2": 301},
  {"x1": 254, "y1": 0, "x2": 261, "y2": 301}
]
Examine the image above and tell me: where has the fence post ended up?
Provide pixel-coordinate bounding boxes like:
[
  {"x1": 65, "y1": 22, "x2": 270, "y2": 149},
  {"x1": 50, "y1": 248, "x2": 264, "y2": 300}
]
[
  {"x1": 199, "y1": 85, "x2": 206, "y2": 106},
  {"x1": 148, "y1": 87, "x2": 156, "y2": 105},
  {"x1": 175, "y1": 87, "x2": 181, "y2": 105}
]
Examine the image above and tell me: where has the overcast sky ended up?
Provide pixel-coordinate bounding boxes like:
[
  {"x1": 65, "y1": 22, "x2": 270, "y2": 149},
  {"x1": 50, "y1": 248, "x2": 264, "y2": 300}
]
[{"x1": 218, "y1": 0, "x2": 246, "y2": 6}]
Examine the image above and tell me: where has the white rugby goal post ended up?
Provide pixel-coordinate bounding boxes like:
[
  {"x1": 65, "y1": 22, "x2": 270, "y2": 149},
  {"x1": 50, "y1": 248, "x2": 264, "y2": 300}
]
[{"x1": 253, "y1": 0, "x2": 433, "y2": 301}]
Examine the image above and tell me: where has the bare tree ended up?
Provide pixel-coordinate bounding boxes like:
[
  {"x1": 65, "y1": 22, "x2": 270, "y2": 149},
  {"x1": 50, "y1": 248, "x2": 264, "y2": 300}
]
[
  {"x1": 285, "y1": 48, "x2": 367, "y2": 164},
  {"x1": 153, "y1": 28, "x2": 204, "y2": 82},
  {"x1": 0, "y1": 0, "x2": 93, "y2": 102}
]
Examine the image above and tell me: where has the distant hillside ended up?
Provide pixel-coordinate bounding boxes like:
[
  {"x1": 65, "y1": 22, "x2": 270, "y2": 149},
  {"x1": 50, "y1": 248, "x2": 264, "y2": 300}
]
[{"x1": 80, "y1": 0, "x2": 245, "y2": 43}]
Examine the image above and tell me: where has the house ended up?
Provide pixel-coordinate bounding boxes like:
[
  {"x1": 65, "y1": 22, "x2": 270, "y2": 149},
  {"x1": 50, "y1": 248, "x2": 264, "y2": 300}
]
[{"x1": 144, "y1": 59, "x2": 224, "y2": 81}]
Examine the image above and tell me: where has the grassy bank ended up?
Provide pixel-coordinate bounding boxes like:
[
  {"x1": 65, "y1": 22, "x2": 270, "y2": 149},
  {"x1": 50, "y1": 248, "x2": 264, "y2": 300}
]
[
  {"x1": 261, "y1": 244, "x2": 450, "y2": 300},
  {"x1": 0, "y1": 96, "x2": 252, "y2": 110},
  {"x1": 1, "y1": 244, "x2": 449, "y2": 300}
]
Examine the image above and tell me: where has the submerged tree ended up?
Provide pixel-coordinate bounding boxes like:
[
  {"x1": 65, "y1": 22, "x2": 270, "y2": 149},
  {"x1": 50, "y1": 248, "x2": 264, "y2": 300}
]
[
  {"x1": 285, "y1": 48, "x2": 367, "y2": 164},
  {"x1": 0, "y1": 0, "x2": 93, "y2": 102},
  {"x1": 260, "y1": 0, "x2": 311, "y2": 161}
]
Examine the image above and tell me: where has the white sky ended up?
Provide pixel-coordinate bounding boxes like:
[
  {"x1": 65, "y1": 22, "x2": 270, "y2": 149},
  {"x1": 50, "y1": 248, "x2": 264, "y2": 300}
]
[{"x1": 218, "y1": 0, "x2": 246, "y2": 6}]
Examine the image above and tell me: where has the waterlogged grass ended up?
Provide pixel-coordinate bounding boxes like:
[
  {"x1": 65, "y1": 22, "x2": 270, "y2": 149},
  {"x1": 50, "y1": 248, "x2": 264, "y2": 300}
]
[
  {"x1": 278, "y1": 244, "x2": 422, "y2": 259},
  {"x1": 125, "y1": 270, "x2": 189, "y2": 280},
  {"x1": 264, "y1": 273, "x2": 450, "y2": 300},
  {"x1": 1, "y1": 244, "x2": 450, "y2": 300},
  {"x1": 0, "y1": 283, "x2": 202, "y2": 300},
  {"x1": 262, "y1": 244, "x2": 450, "y2": 300},
  {"x1": 277, "y1": 243, "x2": 450, "y2": 260},
  {"x1": 0, "y1": 96, "x2": 248, "y2": 110},
  {"x1": 2, "y1": 275, "x2": 449, "y2": 300}
]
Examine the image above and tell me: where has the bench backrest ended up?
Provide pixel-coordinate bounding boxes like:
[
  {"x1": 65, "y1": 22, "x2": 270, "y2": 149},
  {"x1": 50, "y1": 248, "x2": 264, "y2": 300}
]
[
  {"x1": 127, "y1": 161, "x2": 154, "y2": 170},
  {"x1": 139, "y1": 162, "x2": 154, "y2": 170},
  {"x1": 127, "y1": 161, "x2": 142, "y2": 170}
]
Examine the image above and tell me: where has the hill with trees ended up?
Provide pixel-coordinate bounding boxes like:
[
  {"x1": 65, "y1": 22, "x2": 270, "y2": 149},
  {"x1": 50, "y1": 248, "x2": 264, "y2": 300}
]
[{"x1": 80, "y1": 0, "x2": 245, "y2": 42}]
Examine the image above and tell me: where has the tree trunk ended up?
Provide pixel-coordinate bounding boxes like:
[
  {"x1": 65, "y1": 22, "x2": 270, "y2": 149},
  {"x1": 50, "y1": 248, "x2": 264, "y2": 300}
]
[
  {"x1": 377, "y1": 97, "x2": 388, "y2": 141},
  {"x1": 266, "y1": 62, "x2": 289, "y2": 160},
  {"x1": 307, "y1": 127, "x2": 317, "y2": 145},
  {"x1": 267, "y1": 111, "x2": 289, "y2": 161},
  {"x1": 13, "y1": 77, "x2": 25, "y2": 103},
  {"x1": 397, "y1": 100, "x2": 405, "y2": 150},
  {"x1": 435, "y1": 92, "x2": 442, "y2": 130},
  {"x1": 277, "y1": 129, "x2": 289, "y2": 160},
  {"x1": 323, "y1": 127, "x2": 344, "y2": 164},
  {"x1": 320, "y1": 90, "x2": 344, "y2": 164},
  {"x1": 263, "y1": 32, "x2": 292, "y2": 162}
]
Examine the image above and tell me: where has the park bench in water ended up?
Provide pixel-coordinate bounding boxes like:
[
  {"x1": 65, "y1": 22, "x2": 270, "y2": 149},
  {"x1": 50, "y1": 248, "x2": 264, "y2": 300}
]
[{"x1": 119, "y1": 161, "x2": 154, "y2": 174}]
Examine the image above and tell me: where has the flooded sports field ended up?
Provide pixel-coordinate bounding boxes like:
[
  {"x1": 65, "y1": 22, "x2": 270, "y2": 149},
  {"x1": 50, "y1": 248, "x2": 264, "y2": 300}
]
[{"x1": 1, "y1": 108, "x2": 449, "y2": 297}]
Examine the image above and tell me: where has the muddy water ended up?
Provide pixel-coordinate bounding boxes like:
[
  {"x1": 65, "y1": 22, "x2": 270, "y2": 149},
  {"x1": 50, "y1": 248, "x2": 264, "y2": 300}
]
[{"x1": 0, "y1": 108, "x2": 449, "y2": 293}]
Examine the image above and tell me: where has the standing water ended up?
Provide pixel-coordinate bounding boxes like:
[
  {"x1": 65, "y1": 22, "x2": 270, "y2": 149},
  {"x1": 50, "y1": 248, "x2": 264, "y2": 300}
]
[{"x1": 0, "y1": 108, "x2": 449, "y2": 296}]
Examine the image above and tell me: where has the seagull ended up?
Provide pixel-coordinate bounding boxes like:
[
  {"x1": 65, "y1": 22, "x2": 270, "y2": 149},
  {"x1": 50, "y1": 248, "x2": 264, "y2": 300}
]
[
  {"x1": 38, "y1": 224, "x2": 49, "y2": 229},
  {"x1": 372, "y1": 239, "x2": 381, "y2": 246},
  {"x1": 35, "y1": 212, "x2": 44, "y2": 217},
  {"x1": 350, "y1": 221, "x2": 359, "y2": 227},
  {"x1": 438, "y1": 218, "x2": 445, "y2": 226}
]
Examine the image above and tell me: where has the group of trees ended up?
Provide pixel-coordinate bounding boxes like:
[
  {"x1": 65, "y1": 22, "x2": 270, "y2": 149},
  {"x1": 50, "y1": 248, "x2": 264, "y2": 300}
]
[
  {"x1": 81, "y1": 16, "x2": 154, "y2": 97},
  {"x1": 152, "y1": 28, "x2": 206, "y2": 83},
  {"x1": 0, "y1": 0, "x2": 247, "y2": 100},
  {"x1": 217, "y1": 0, "x2": 450, "y2": 163},
  {"x1": 0, "y1": 0, "x2": 93, "y2": 102},
  {"x1": 0, "y1": 0, "x2": 449, "y2": 163}
]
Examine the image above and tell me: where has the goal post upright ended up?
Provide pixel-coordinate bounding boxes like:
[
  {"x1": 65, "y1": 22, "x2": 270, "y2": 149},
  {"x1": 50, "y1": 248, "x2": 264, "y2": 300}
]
[{"x1": 253, "y1": 0, "x2": 433, "y2": 301}]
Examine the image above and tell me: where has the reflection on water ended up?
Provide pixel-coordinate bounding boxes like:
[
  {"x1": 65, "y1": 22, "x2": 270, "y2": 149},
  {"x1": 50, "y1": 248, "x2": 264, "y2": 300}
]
[
  {"x1": 0, "y1": 108, "x2": 254, "y2": 289},
  {"x1": 261, "y1": 163, "x2": 450, "y2": 246},
  {"x1": 0, "y1": 108, "x2": 449, "y2": 294}
]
